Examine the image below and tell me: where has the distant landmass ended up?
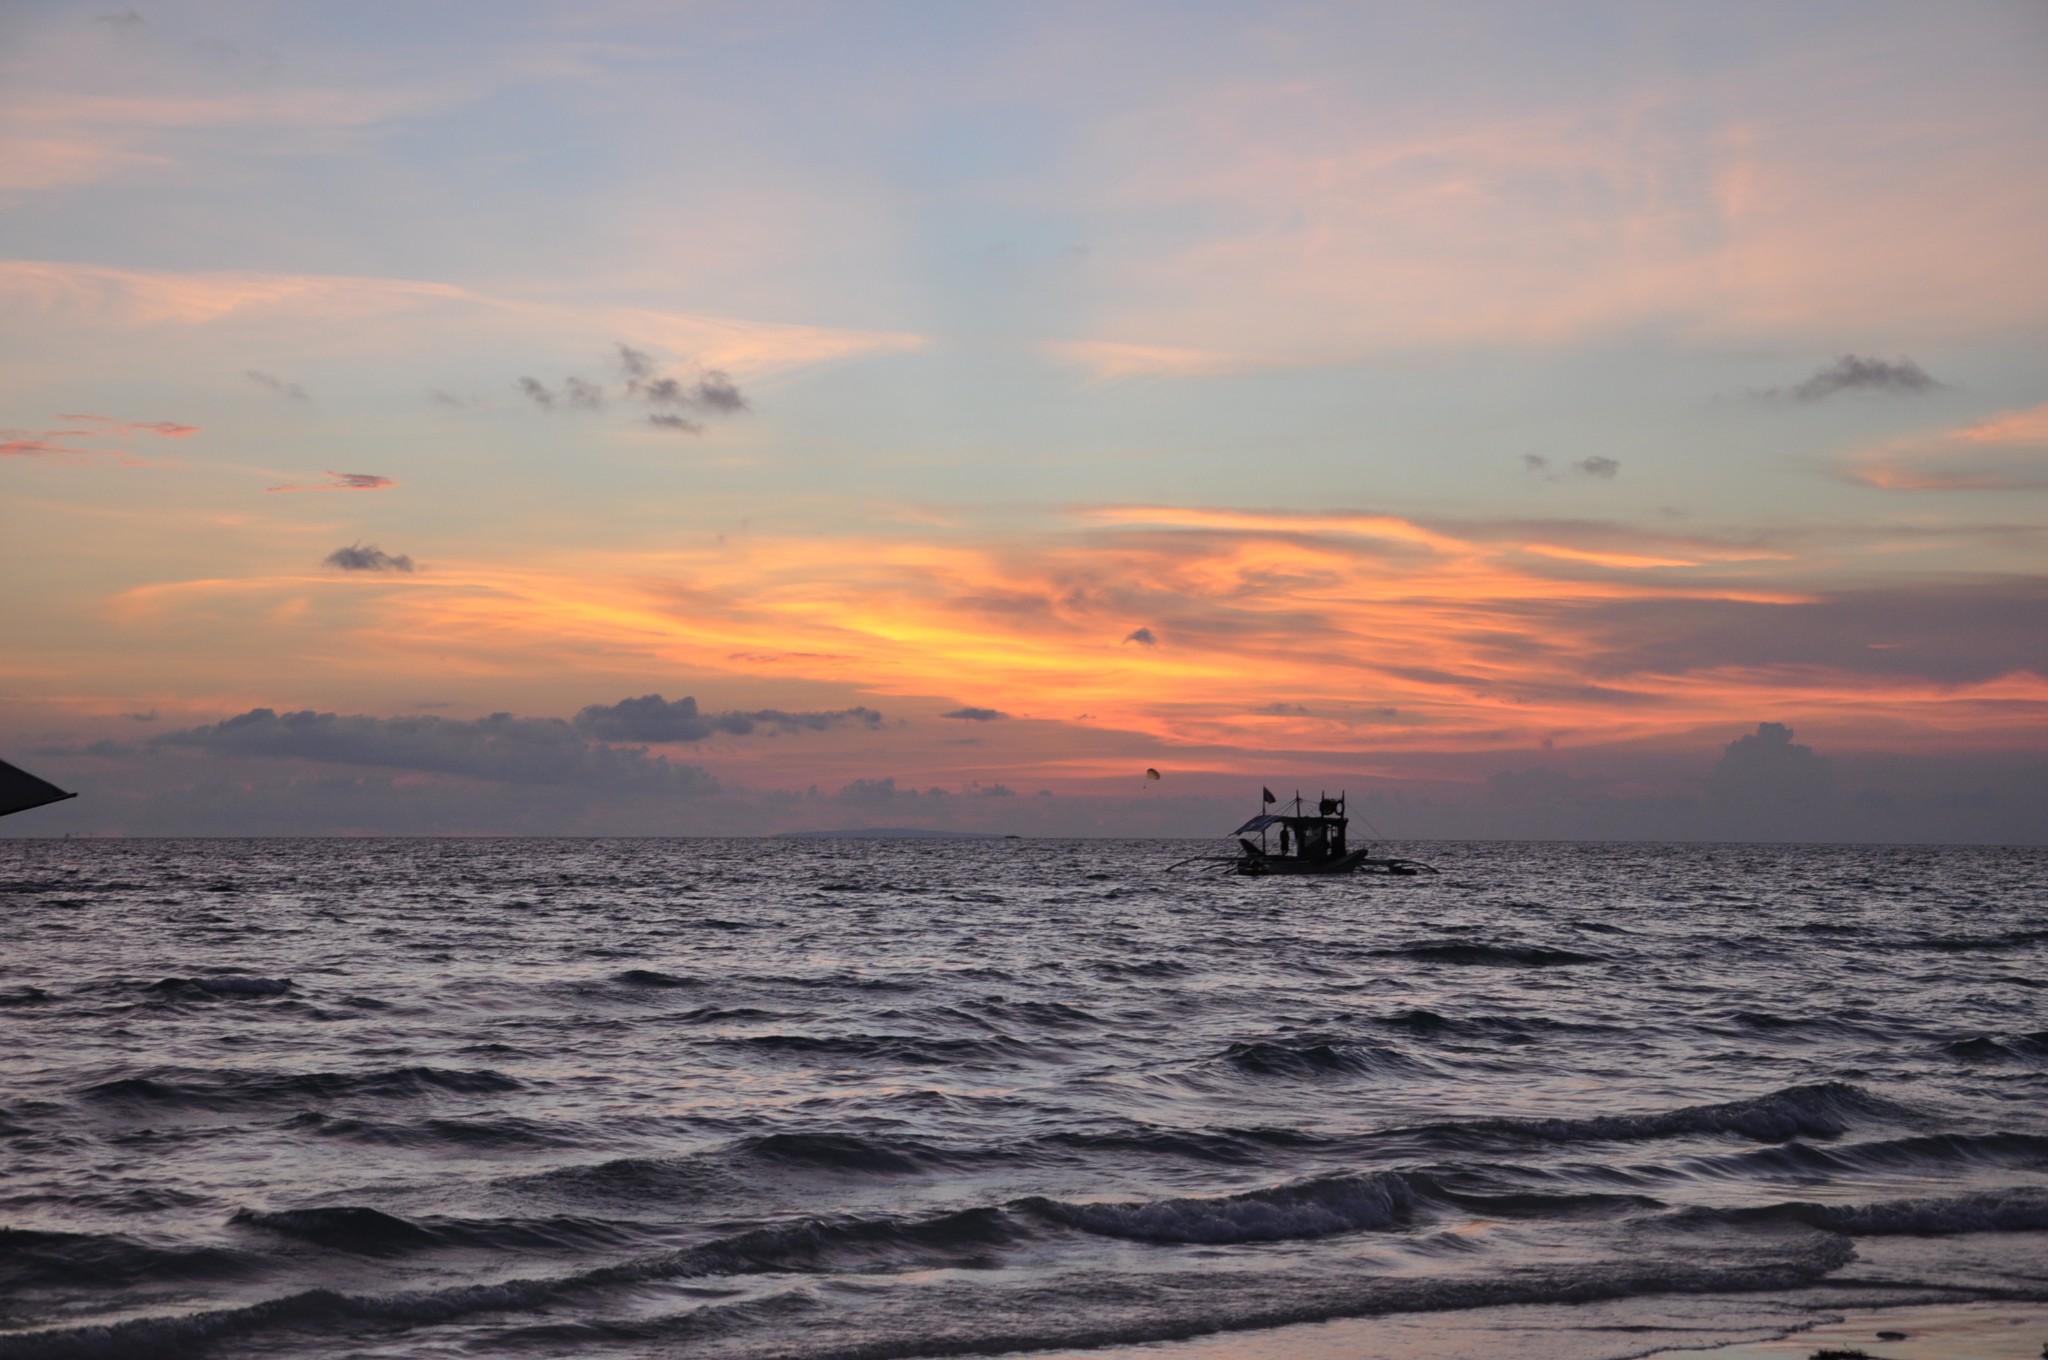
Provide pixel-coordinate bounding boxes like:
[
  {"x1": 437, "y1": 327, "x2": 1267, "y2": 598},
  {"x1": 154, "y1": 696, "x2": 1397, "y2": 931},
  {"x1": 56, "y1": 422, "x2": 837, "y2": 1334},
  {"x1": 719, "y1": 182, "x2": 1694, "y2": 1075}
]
[{"x1": 772, "y1": 827, "x2": 1016, "y2": 840}]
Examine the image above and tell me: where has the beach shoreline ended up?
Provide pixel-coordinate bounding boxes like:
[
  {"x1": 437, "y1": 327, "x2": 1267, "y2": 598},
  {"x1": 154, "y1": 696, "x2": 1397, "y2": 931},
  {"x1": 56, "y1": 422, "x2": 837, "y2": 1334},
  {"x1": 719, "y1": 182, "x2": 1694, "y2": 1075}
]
[{"x1": 1016, "y1": 1299, "x2": 2048, "y2": 1360}]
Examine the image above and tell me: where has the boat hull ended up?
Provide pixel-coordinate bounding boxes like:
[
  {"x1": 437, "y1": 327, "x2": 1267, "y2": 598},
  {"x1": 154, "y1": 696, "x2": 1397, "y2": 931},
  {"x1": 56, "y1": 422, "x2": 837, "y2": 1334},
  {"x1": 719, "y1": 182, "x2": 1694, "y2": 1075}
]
[{"x1": 1232, "y1": 849, "x2": 1433, "y2": 876}]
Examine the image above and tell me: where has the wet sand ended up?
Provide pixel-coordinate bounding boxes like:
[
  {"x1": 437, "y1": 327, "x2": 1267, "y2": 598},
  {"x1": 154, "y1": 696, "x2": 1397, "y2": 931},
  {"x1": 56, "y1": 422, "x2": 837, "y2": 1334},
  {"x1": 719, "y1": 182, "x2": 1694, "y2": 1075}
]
[{"x1": 1022, "y1": 1300, "x2": 2048, "y2": 1360}]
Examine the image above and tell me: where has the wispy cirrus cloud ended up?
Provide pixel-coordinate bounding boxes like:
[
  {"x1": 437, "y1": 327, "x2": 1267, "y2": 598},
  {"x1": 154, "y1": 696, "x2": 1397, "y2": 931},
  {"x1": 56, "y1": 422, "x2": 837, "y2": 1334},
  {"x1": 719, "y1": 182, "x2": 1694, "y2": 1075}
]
[
  {"x1": 57, "y1": 413, "x2": 199, "y2": 437},
  {"x1": 0, "y1": 261, "x2": 923, "y2": 379},
  {"x1": 245, "y1": 370, "x2": 310, "y2": 402},
  {"x1": 2, "y1": 412, "x2": 194, "y2": 462},
  {"x1": 265, "y1": 471, "x2": 395, "y2": 493},
  {"x1": 1842, "y1": 402, "x2": 2048, "y2": 492}
]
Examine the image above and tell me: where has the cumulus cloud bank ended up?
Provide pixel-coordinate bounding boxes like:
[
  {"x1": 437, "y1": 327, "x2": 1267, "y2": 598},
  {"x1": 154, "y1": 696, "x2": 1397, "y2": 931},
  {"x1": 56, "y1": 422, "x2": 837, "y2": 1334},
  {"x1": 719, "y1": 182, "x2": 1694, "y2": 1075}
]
[
  {"x1": 572, "y1": 693, "x2": 883, "y2": 742},
  {"x1": 1708, "y1": 721, "x2": 1833, "y2": 807},
  {"x1": 156, "y1": 708, "x2": 714, "y2": 793}
]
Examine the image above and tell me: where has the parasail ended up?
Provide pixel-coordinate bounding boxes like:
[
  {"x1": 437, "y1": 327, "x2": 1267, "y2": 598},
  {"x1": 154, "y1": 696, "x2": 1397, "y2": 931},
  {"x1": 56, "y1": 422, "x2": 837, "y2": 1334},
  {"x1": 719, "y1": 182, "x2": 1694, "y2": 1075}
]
[{"x1": 1144, "y1": 768, "x2": 1161, "y2": 781}]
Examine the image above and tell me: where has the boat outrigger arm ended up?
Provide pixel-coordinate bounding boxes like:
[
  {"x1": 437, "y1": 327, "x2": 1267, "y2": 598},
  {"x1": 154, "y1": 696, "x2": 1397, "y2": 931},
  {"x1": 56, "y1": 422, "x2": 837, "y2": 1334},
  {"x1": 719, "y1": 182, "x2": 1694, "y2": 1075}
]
[
  {"x1": 1168, "y1": 790, "x2": 1437, "y2": 876},
  {"x1": 0, "y1": 757, "x2": 77, "y2": 820}
]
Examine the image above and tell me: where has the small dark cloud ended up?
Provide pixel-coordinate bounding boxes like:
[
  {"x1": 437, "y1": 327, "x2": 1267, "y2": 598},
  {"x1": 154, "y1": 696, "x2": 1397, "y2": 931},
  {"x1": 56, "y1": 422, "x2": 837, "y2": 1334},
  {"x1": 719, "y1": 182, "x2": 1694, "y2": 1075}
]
[
  {"x1": 95, "y1": 8, "x2": 144, "y2": 26},
  {"x1": 640, "y1": 372, "x2": 748, "y2": 414},
  {"x1": 324, "y1": 542, "x2": 415, "y2": 573},
  {"x1": 1123, "y1": 627, "x2": 1157, "y2": 646},
  {"x1": 694, "y1": 372, "x2": 746, "y2": 414},
  {"x1": 123, "y1": 709, "x2": 159, "y2": 722},
  {"x1": 246, "y1": 371, "x2": 309, "y2": 402},
  {"x1": 516, "y1": 345, "x2": 748, "y2": 435},
  {"x1": 573, "y1": 693, "x2": 883, "y2": 743},
  {"x1": 1255, "y1": 702, "x2": 1309, "y2": 715},
  {"x1": 429, "y1": 389, "x2": 476, "y2": 409},
  {"x1": 942, "y1": 707, "x2": 1008, "y2": 721},
  {"x1": 1759, "y1": 355, "x2": 1944, "y2": 403},
  {"x1": 975, "y1": 783, "x2": 1016, "y2": 797},
  {"x1": 1524, "y1": 453, "x2": 1617, "y2": 479},
  {"x1": 617, "y1": 344, "x2": 656, "y2": 383}
]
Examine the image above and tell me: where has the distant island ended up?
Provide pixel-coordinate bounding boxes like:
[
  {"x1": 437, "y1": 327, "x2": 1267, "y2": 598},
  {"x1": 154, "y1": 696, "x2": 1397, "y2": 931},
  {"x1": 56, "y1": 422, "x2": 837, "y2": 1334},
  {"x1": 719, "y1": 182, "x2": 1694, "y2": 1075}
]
[{"x1": 772, "y1": 827, "x2": 1017, "y2": 840}]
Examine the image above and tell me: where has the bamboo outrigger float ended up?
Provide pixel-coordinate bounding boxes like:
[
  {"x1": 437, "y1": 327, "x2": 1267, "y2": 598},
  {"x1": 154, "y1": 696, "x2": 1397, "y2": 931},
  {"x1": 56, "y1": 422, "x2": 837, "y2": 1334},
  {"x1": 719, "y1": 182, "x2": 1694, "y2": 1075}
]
[{"x1": 1170, "y1": 789, "x2": 1437, "y2": 876}]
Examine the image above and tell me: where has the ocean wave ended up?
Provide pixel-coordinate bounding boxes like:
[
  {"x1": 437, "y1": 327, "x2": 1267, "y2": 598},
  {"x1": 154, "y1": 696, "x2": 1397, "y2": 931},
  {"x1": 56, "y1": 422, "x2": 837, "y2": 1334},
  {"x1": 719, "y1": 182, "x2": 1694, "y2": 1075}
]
[
  {"x1": 229, "y1": 1206, "x2": 435, "y2": 1253},
  {"x1": 727, "y1": 1032, "x2": 1031, "y2": 1066},
  {"x1": 0, "y1": 1227, "x2": 263, "y2": 1292},
  {"x1": 1372, "y1": 1008, "x2": 1614, "y2": 1039},
  {"x1": 612, "y1": 968, "x2": 700, "y2": 988},
  {"x1": 1943, "y1": 1031, "x2": 2048, "y2": 1064},
  {"x1": 284, "y1": 1111, "x2": 570, "y2": 1149},
  {"x1": 666, "y1": 1205, "x2": 1028, "y2": 1277},
  {"x1": 1046, "y1": 1124, "x2": 1333, "y2": 1165},
  {"x1": 1677, "y1": 1188, "x2": 2048, "y2": 1236},
  {"x1": 731, "y1": 1130, "x2": 960, "y2": 1174},
  {"x1": 1407, "y1": 1081, "x2": 1903, "y2": 1148},
  {"x1": 1017, "y1": 1172, "x2": 1420, "y2": 1244},
  {"x1": 1215, "y1": 1038, "x2": 1432, "y2": 1079},
  {"x1": 1369, "y1": 942, "x2": 1604, "y2": 967},
  {"x1": 0, "y1": 1198, "x2": 1866, "y2": 1360},
  {"x1": 496, "y1": 1155, "x2": 731, "y2": 1203},
  {"x1": 1675, "y1": 1130, "x2": 2048, "y2": 1180},
  {"x1": 78, "y1": 1064, "x2": 523, "y2": 1109},
  {"x1": 1910, "y1": 928, "x2": 2048, "y2": 953},
  {"x1": 230, "y1": 1205, "x2": 640, "y2": 1255},
  {"x1": 147, "y1": 976, "x2": 291, "y2": 998}
]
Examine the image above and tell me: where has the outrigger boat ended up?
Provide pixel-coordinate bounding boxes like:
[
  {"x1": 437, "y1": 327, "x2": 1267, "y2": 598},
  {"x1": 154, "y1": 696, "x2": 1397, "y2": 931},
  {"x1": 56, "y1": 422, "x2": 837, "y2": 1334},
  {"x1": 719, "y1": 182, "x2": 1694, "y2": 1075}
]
[{"x1": 1171, "y1": 789, "x2": 1436, "y2": 876}]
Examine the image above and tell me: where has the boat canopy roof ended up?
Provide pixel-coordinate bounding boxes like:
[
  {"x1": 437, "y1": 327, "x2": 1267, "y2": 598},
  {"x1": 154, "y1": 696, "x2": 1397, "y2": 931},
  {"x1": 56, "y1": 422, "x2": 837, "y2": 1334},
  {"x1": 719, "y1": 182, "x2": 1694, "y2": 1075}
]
[{"x1": 1231, "y1": 811, "x2": 1345, "y2": 836}]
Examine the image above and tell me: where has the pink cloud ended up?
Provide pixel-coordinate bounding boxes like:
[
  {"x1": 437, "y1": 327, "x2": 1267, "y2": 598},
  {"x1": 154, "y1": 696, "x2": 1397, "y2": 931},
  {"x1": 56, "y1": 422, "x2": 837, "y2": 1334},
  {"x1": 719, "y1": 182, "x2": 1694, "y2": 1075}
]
[
  {"x1": 1844, "y1": 402, "x2": 2048, "y2": 492},
  {"x1": 264, "y1": 471, "x2": 396, "y2": 493},
  {"x1": 58, "y1": 413, "x2": 200, "y2": 438},
  {"x1": 1, "y1": 436, "x2": 80, "y2": 458}
]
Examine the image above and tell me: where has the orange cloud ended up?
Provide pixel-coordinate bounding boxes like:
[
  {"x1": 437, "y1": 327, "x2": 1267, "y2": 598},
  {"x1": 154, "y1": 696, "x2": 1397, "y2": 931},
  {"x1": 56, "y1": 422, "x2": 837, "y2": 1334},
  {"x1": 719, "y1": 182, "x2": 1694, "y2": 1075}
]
[
  {"x1": 1844, "y1": 402, "x2": 2048, "y2": 491},
  {"x1": 102, "y1": 506, "x2": 2048, "y2": 770}
]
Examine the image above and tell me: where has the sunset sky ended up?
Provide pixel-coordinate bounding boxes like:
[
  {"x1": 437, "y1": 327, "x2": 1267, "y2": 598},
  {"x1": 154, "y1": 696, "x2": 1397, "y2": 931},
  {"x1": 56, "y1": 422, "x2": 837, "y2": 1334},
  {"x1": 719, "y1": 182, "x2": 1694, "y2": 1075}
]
[{"x1": 4, "y1": 1, "x2": 2045, "y2": 839}]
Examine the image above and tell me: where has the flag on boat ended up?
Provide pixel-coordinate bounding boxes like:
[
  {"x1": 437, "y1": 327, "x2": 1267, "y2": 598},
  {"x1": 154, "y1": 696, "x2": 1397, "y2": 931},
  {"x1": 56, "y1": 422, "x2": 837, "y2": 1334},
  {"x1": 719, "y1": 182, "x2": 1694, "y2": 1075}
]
[
  {"x1": 1262, "y1": 786, "x2": 1276, "y2": 804},
  {"x1": 1144, "y1": 768, "x2": 1161, "y2": 781}
]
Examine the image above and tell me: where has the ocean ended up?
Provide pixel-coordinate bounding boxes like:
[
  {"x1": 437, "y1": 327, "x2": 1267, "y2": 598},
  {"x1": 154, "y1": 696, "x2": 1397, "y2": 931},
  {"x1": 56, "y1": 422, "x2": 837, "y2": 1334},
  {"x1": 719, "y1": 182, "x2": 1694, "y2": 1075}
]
[{"x1": 1, "y1": 837, "x2": 2045, "y2": 1359}]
